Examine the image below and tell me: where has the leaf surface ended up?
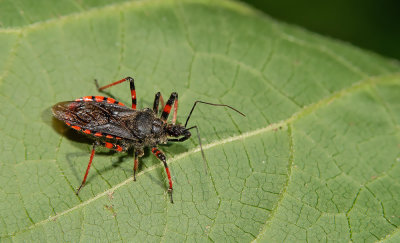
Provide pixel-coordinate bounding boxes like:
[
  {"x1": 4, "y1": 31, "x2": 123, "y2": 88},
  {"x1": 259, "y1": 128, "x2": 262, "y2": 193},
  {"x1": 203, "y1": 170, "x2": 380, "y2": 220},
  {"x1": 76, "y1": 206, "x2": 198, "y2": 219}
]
[{"x1": 0, "y1": 0, "x2": 399, "y2": 242}]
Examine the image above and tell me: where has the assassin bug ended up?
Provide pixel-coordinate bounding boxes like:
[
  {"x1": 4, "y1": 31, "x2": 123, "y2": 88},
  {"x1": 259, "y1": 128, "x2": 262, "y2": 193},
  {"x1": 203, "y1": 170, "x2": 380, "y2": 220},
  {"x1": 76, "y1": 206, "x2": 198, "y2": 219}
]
[{"x1": 52, "y1": 77, "x2": 244, "y2": 203}]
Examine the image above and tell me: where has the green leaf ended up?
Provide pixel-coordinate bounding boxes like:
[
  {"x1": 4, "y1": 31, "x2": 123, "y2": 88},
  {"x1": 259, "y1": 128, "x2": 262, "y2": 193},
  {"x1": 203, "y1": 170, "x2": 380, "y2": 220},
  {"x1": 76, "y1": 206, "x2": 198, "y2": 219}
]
[{"x1": 0, "y1": 0, "x2": 399, "y2": 242}]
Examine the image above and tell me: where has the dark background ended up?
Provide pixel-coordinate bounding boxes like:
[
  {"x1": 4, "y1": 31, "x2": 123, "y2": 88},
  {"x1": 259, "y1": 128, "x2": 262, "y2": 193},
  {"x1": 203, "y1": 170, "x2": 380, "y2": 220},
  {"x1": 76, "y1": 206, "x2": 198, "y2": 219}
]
[{"x1": 241, "y1": 0, "x2": 400, "y2": 60}]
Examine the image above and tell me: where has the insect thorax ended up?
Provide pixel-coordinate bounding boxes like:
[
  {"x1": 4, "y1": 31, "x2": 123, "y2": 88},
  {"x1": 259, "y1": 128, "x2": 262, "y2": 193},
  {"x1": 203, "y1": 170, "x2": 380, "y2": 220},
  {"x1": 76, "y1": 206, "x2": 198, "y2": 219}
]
[{"x1": 128, "y1": 108, "x2": 167, "y2": 146}]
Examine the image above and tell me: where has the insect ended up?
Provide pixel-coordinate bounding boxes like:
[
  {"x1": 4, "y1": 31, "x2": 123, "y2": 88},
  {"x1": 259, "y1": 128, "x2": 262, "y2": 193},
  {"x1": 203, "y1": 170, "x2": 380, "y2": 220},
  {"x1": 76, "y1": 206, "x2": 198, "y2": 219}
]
[{"x1": 52, "y1": 77, "x2": 244, "y2": 203}]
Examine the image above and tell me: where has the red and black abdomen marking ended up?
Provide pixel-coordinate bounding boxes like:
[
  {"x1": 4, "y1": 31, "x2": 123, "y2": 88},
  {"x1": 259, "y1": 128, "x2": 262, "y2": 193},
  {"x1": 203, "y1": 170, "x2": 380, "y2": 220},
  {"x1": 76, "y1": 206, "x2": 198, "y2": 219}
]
[
  {"x1": 75, "y1": 96, "x2": 126, "y2": 107},
  {"x1": 52, "y1": 99, "x2": 137, "y2": 140}
]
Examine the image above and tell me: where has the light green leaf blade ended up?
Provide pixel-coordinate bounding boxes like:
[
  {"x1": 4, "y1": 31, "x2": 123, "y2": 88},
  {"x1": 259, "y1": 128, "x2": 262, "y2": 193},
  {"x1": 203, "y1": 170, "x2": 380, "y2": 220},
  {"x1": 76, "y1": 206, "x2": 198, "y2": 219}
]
[{"x1": 0, "y1": 0, "x2": 399, "y2": 242}]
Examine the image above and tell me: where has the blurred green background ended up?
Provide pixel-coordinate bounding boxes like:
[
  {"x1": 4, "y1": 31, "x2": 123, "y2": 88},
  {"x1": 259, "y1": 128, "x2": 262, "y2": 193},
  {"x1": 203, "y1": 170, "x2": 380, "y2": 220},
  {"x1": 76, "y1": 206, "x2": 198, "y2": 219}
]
[{"x1": 241, "y1": 0, "x2": 400, "y2": 60}]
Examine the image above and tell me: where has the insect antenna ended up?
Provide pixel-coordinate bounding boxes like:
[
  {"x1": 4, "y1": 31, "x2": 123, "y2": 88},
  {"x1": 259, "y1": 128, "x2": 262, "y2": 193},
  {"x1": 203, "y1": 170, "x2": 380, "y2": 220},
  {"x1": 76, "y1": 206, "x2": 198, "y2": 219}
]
[
  {"x1": 184, "y1": 101, "x2": 245, "y2": 174},
  {"x1": 185, "y1": 126, "x2": 208, "y2": 173},
  {"x1": 184, "y1": 101, "x2": 245, "y2": 127}
]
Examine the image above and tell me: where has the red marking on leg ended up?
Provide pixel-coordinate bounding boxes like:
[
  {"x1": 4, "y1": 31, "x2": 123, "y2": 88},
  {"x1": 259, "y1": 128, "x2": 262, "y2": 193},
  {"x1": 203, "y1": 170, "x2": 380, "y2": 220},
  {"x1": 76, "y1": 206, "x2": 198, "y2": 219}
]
[
  {"x1": 134, "y1": 157, "x2": 138, "y2": 171},
  {"x1": 71, "y1": 125, "x2": 81, "y2": 131},
  {"x1": 105, "y1": 142, "x2": 113, "y2": 149},
  {"x1": 160, "y1": 95, "x2": 165, "y2": 110},
  {"x1": 165, "y1": 167, "x2": 173, "y2": 189},
  {"x1": 155, "y1": 150, "x2": 161, "y2": 156},
  {"x1": 172, "y1": 99, "x2": 178, "y2": 124},
  {"x1": 116, "y1": 137, "x2": 122, "y2": 140},
  {"x1": 118, "y1": 102, "x2": 125, "y2": 106},
  {"x1": 65, "y1": 122, "x2": 71, "y2": 126},
  {"x1": 81, "y1": 148, "x2": 96, "y2": 187},
  {"x1": 106, "y1": 135, "x2": 113, "y2": 139},
  {"x1": 116, "y1": 145, "x2": 123, "y2": 152},
  {"x1": 94, "y1": 132, "x2": 102, "y2": 137},
  {"x1": 95, "y1": 96, "x2": 105, "y2": 102},
  {"x1": 98, "y1": 78, "x2": 127, "y2": 91},
  {"x1": 163, "y1": 104, "x2": 171, "y2": 114},
  {"x1": 83, "y1": 129, "x2": 91, "y2": 134},
  {"x1": 151, "y1": 147, "x2": 157, "y2": 153},
  {"x1": 107, "y1": 97, "x2": 116, "y2": 104}
]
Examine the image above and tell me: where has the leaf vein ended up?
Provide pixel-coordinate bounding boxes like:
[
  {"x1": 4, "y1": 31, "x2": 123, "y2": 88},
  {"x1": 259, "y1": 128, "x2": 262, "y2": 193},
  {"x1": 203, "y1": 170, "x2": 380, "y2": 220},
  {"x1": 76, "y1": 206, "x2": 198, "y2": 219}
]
[{"x1": 5, "y1": 73, "x2": 399, "y2": 237}]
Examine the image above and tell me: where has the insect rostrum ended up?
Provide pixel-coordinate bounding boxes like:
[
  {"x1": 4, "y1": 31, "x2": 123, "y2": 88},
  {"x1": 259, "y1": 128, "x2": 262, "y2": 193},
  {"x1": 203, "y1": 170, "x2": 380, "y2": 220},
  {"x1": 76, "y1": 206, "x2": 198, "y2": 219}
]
[{"x1": 52, "y1": 77, "x2": 245, "y2": 203}]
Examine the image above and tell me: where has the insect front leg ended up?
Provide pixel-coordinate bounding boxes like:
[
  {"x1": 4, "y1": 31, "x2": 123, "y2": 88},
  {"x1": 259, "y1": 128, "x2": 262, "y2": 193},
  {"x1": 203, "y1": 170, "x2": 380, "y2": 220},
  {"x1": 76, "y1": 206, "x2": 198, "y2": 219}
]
[
  {"x1": 95, "y1": 76, "x2": 137, "y2": 109},
  {"x1": 161, "y1": 92, "x2": 178, "y2": 124},
  {"x1": 151, "y1": 147, "x2": 174, "y2": 203},
  {"x1": 152, "y1": 92, "x2": 165, "y2": 115}
]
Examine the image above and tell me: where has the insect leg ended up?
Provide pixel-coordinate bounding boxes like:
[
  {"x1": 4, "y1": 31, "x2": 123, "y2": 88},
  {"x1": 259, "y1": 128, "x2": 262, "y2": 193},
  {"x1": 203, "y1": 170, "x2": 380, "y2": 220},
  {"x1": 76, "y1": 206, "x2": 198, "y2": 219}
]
[
  {"x1": 172, "y1": 95, "x2": 178, "y2": 125},
  {"x1": 152, "y1": 92, "x2": 165, "y2": 115},
  {"x1": 133, "y1": 148, "x2": 144, "y2": 181},
  {"x1": 76, "y1": 142, "x2": 97, "y2": 195},
  {"x1": 133, "y1": 152, "x2": 138, "y2": 181},
  {"x1": 151, "y1": 147, "x2": 174, "y2": 203},
  {"x1": 161, "y1": 92, "x2": 178, "y2": 124},
  {"x1": 95, "y1": 77, "x2": 137, "y2": 109},
  {"x1": 76, "y1": 140, "x2": 127, "y2": 195}
]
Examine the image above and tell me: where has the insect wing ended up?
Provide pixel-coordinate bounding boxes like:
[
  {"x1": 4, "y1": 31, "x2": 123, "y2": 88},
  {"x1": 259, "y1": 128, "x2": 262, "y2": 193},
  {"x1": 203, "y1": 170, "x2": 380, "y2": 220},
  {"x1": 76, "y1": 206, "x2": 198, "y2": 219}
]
[{"x1": 52, "y1": 100, "x2": 136, "y2": 140}]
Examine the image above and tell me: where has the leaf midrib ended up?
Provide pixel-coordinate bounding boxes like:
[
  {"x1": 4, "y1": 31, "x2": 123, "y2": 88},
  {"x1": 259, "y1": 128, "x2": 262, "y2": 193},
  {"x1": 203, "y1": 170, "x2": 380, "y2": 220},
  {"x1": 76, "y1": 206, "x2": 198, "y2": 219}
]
[{"x1": 7, "y1": 72, "x2": 399, "y2": 238}]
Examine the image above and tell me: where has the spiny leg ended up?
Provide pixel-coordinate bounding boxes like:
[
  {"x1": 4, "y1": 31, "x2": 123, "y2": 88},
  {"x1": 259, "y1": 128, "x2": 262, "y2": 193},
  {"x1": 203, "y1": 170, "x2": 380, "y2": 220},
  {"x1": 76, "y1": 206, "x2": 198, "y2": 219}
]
[
  {"x1": 95, "y1": 76, "x2": 137, "y2": 109},
  {"x1": 151, "y1": 147, "x2": 174, "y2": 203},
  {"x1": 161, "y1": 92, "x2": 178, "y2": 124},
  {"x1": 153, "y1": 92, "x2": 165, "y2": 115}
]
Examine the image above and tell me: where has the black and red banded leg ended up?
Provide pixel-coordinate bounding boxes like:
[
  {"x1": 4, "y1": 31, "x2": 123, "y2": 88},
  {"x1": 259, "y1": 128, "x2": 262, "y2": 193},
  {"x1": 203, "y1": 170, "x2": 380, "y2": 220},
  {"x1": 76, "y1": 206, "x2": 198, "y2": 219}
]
[
  {"x1": 151, "y1": 147, "x2": 174, "y2": 203},
  {"x1": 76, "y1": 141, "x2": 126, "y2": 195},
  {"x1": 76, "y1": 142, "x2": 98, "y2": 195},
  {"x1": 161, "y1": 92, "x2": 178, "y2": 124},
  {"x1": 95, "y1": 77, "x2": 137, "y2": 109},
  {"x1": 153, "y1": 92, "x2": 165, "y2": 115}
]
